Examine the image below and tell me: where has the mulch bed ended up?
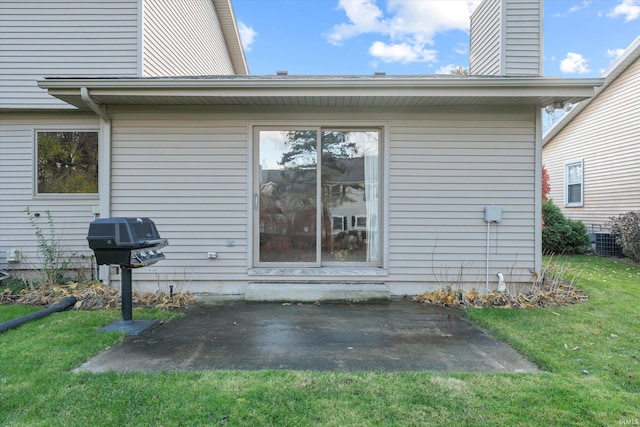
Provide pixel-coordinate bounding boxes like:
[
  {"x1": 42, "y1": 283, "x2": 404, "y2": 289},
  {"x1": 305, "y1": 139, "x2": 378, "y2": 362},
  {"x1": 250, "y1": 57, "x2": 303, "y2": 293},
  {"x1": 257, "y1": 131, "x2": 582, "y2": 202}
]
[
  {"x1": 1, "y1": 282, "x2": 196, "y2": 310},
  {"x1": 413, "y1": 281, "x2": 589, "y2": 309},
  {"x1": 3, "y1": 279, "x2": 589, "y2": 311}
]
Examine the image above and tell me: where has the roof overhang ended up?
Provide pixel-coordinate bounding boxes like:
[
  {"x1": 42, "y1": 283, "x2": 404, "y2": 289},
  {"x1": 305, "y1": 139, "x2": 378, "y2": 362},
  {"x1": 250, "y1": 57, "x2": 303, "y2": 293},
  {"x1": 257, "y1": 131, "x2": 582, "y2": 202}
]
[
  {"x1": 212, "y1": 0, "x2": 249, "y2": 75},
  {"x1": 38, "y1": 76, "x2": 604, "y2": 110}
]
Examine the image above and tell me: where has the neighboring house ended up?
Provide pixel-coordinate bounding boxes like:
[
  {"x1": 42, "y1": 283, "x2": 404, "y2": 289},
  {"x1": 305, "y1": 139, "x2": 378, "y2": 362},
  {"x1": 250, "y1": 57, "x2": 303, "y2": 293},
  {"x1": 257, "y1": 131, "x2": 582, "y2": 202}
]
[
  {"x1": 1, "y1": 0, "x2": 602, "y2": 299},
  {"x1": 542, "y1": 35, "x2": 640, "y2": 249}
]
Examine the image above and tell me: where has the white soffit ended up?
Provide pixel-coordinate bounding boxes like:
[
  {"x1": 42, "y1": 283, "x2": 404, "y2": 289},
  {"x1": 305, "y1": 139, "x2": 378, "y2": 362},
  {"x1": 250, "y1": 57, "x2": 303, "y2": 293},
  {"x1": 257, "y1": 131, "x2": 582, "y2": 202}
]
[{"x1": 38, "y1": 76, "x2": 604, "y2": 110}]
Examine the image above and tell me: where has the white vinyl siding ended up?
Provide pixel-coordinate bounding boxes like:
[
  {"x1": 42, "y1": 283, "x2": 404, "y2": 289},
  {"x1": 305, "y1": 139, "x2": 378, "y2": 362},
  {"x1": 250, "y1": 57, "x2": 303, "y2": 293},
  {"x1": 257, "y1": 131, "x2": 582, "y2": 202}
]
[
  {"x1": 469, "y1": 0, "x2": 542, "y2": 76},
  {"x1": 0, "y1": 112, "x2": 100, "y2": 268},
  {"x1": 103, "y1": 105, "x2": 536, "y2": 295},
  {"x1": 388, "y1": 107, "x2": 536, "y2": 291},
  {"x1": 107, "y1": 107, "x2": 249, "y2": 293},
  {"x1": 504, "y1": 0, "x2": 543, "y2": 76},
  {"x1": 142, "y1": 0, "x2": 235, "y2": 77},
  {"x1": 0, "y1": 1, "x2": 139, "y2": 109},
  {"x1": 543, "y1": 56, "x2": 640, "y2": 227},
  {"x1": 470, "y1": 0, "x2": 502, "y2": 76}
]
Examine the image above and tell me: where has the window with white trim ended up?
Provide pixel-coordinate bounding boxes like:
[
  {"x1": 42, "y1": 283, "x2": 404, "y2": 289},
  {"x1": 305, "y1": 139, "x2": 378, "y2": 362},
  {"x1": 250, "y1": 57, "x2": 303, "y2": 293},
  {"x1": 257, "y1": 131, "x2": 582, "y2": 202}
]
[
  {"x1": 255, "y1": 127, "x2": 381, "y2": 266},
  {"x1": 565, "y1": 160, "x2": 583, "y2": 206},
  {"x1": 36, "y1": 131, "x2": 99, "y2": 194}
]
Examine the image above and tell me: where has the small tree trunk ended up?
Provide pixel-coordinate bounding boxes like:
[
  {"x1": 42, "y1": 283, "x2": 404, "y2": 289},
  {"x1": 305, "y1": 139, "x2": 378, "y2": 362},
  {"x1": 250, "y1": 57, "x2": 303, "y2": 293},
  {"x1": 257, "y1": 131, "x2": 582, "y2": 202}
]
[{"x1": 322, "y1": 206, "x2": 333, "y2": 254}]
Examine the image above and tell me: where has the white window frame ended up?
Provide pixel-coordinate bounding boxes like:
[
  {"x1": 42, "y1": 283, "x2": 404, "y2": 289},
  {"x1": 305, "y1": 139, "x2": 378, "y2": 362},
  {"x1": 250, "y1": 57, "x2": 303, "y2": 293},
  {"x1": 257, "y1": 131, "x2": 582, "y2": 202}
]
[
  {"x1": 252, "y1": 124, "x2": 385, "y2": 268},
  {"x1": 333, "y1": 215, "x2": 347, "y2": 232},
  {"x1": 564, "y1": 159, "x2": 583, "y2": 207}
]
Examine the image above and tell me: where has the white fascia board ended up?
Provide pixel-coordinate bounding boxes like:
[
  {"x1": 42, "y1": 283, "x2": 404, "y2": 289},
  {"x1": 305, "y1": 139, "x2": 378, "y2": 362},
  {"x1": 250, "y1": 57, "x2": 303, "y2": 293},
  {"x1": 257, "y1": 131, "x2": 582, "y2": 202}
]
[
  {"x1": 38, "y1": 76, "x2": 603, "y2": 90},
  {"x1": 602, "y1": 35, "x2": 640, "y2": 83}
]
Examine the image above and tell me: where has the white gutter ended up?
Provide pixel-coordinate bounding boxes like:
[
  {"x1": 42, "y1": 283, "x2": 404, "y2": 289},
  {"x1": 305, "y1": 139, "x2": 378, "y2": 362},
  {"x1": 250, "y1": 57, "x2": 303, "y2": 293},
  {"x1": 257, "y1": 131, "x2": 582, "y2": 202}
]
[
  {"x1": 81, "y1": 87, "x2": 109, "y2": 121},
  {"x1": 41, "y1": 76, "x2": 604, "y2": 90},
  {"x1": 81, "y1": 87, "x2": 112, "y2": 284}
]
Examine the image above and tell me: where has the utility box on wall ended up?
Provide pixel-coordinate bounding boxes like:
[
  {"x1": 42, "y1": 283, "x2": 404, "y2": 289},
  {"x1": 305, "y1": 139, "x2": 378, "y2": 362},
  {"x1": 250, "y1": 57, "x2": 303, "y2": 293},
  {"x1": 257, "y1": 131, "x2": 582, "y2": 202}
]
[
  {"x1": 484, "y1": 206, "x2": 502, "y2": 223},
  {"x1": 6, "y1": 248, "x2": 21, "y2": 263}
]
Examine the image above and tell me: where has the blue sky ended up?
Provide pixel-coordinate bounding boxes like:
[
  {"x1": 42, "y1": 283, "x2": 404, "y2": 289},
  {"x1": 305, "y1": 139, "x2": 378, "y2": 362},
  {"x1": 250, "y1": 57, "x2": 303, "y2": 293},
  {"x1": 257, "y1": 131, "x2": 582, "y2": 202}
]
[{"x1": 232, "y1": 0, "x2": 640, "y2": 77}]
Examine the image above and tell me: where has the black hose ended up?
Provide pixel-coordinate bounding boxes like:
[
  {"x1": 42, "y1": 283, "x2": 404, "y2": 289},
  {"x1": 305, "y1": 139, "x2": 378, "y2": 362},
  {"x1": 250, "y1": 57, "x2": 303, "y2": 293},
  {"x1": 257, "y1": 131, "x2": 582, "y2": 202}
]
[
  {"x1": 0, "y1": 269, "x2": 10, "y2": 283},
  {"x1": 0, "y1": 295, "x2": 77, "y2": 334}
]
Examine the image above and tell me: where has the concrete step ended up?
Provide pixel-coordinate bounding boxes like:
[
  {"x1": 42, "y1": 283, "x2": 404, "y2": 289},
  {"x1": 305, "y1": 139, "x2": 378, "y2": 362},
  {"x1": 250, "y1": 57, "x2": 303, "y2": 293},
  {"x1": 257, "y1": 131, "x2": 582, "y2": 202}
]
[{"x1": 245, "y1": 282, "x2": 390, "y2": 303}]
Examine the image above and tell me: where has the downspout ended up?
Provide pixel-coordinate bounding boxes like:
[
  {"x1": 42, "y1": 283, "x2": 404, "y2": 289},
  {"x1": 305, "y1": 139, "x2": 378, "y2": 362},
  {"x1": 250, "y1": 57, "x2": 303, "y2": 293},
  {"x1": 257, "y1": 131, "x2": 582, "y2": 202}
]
[
  {"x1": 81, "y1": 87, "x2": 112, "y2": 285},
  {"x1": 485, "y1": 221, "x2": 491, "y2": 294},
  {"x1": 534, "y1": 107, "x2": 543, "y2": 279}
]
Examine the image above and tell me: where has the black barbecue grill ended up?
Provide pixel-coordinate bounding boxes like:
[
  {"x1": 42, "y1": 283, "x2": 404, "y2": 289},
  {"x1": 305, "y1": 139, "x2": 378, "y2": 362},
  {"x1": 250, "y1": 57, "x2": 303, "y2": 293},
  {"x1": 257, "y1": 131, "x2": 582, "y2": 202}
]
[
  {"x1": 87, "y1": 217, "x2": 168, "y2": 267},
  {"x1": 87, "y1": 217, "x2": 168, "y2": 335}
]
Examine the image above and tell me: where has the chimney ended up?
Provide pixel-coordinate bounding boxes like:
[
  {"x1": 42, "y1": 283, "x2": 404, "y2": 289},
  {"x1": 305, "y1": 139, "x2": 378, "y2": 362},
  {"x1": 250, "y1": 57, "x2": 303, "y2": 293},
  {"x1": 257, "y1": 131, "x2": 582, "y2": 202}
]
[{"x1": 469, "y1": 0, "x2": 543, "y2": 76}]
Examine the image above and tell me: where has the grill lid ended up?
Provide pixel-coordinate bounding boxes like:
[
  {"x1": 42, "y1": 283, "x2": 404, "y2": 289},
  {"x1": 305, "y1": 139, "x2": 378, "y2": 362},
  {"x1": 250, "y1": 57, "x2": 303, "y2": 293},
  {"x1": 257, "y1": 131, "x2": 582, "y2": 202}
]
[{"x1": 87, "y1": 217, "x2": 167, "y2": 250}]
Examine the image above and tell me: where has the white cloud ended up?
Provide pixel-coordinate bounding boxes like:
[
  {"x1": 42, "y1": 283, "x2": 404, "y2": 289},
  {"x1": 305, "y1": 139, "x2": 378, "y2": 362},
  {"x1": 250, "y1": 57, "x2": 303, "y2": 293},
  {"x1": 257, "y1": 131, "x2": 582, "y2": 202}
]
[
  {"x1": 327, "y1": 0, "x2": 386, "y2": 45},
  {"x1": 238, "y1": 21, "x2": 257, "y2": 52},
  {"x1": 608, "y1": 0, "x2": 640, "y2": 21},
  {"x1": 569, "y1": 1, "x2": 591, "y2": 13},
  {"x1": 369, "y1": 41, "x2": 437, "y2": 63},
  {"x1": 384, "y1": 0, "x2": 480, "y2": 37},
  {"x1": 607, "y1": 48, "x2": 626, "y2": 59},
  {"x1": 436, "y1": 64, "x2": 456, "y2": 74},
  {"x1": 552, "y1": 1, "x2": 591, "y2": 17},
  {"x1": 454, "y1": 43, "x2": 468, "y2": 55},
  {"x1": 560, "y1": 52, "x2": 591, "y2": 74},
  {"x1": 326, "y1": 0, "x2": 481, "y2": 64}
]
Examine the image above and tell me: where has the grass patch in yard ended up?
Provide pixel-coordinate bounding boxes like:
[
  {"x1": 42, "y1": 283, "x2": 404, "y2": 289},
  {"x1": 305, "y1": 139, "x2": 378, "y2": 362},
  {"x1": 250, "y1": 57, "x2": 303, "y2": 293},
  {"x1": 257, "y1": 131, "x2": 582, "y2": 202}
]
[
  {"x1": 1, "y1": 255, "x2": 639, "y2": 426},
  {"x1": 0, "y1": 305, "x2": 41, "y2": 322},
  {"x1": 468, "y1": 255, "x2": 639, "y2": 380}
]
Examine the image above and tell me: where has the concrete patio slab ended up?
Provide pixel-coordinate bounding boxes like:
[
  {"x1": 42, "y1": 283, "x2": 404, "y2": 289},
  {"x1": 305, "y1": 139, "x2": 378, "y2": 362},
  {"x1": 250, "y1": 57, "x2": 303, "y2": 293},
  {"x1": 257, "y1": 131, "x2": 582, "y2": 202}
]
[
  {"x1": 74, "y1": 299, "x2": 539, "y2": 373},
  {"x1": 244, "y1": 282, "x2": 391, "y2": 302}
]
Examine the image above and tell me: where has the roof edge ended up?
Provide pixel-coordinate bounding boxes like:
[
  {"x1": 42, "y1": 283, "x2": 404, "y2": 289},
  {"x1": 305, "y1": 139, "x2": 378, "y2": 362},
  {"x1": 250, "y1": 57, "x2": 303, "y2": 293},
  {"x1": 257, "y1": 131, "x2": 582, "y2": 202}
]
[
  {"x1": 38, "y1": 76, "x2": 604, "y2": 90},
  {"x1": 543, "y1": 35, "x2": 640, "y2": 146},
  {"x1": 37, "y1": 76, "x2": 603, "y2": 110},
  {"x1": 212, "y1": 0, "x2": 249, "y2": 75}
]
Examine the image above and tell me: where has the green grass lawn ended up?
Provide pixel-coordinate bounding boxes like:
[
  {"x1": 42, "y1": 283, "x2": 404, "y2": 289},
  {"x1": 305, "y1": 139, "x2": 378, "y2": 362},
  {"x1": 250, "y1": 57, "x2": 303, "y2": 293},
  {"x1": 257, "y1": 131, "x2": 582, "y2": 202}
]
[{"x1": 1, "y1": 255, "x2": 638, "y2": 426}]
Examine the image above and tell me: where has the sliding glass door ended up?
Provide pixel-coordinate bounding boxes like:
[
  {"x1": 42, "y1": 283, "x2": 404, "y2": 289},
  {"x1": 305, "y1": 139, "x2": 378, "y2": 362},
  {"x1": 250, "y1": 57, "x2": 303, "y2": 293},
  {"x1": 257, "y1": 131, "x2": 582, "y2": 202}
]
[
  {"x1": 256, "y1": 128, "x2": 380, "y2": 266},
  {"x1": 257, "y1": 129, "x2": 318, "y2": 263}
]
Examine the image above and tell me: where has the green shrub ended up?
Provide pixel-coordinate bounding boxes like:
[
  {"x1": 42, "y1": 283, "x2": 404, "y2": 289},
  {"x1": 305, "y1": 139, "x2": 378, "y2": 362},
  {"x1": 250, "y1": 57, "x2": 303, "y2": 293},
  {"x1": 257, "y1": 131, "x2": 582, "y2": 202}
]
[
  {"x1": 2, "y1": 278, "x2": 30, "y2": 294},
  {"x1": 542, "y1": 200, "x2": 589, "y2": 254},
  {"x1": 608, "y1": 211, "x2": 640, "y2": 262},
  {"x1": 25, "y1": 207, "x2": 73, "y2": 285}
]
